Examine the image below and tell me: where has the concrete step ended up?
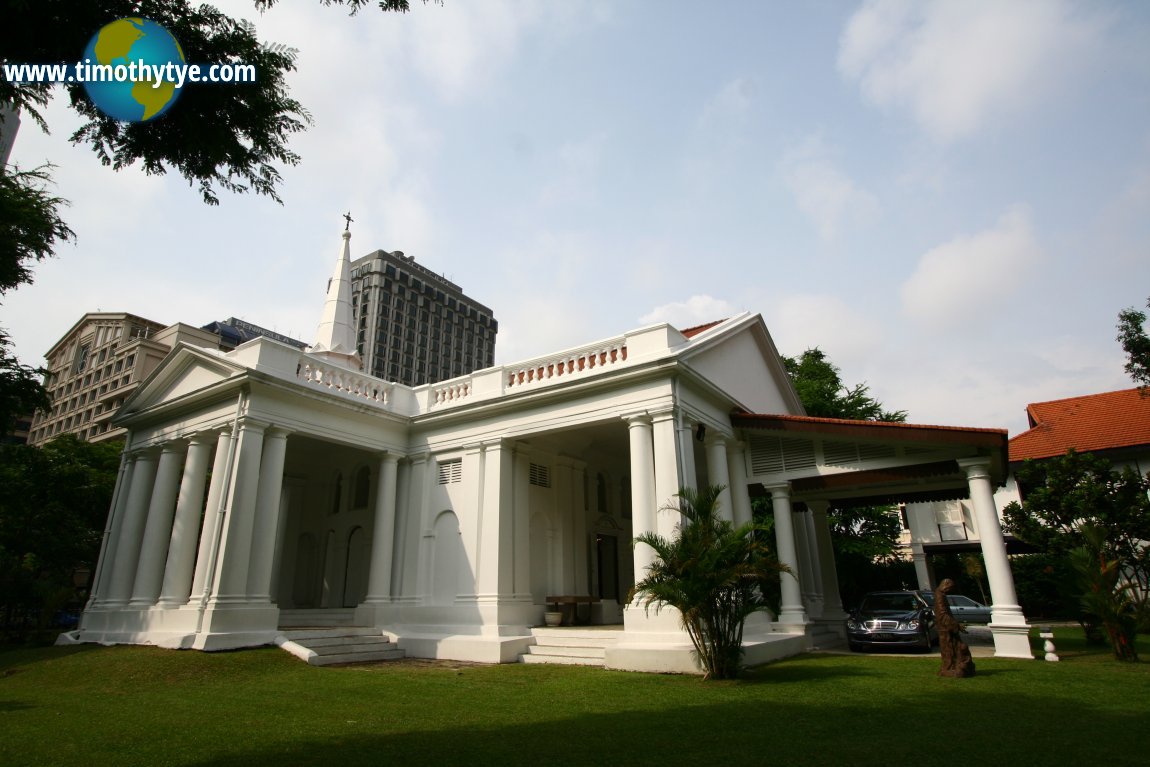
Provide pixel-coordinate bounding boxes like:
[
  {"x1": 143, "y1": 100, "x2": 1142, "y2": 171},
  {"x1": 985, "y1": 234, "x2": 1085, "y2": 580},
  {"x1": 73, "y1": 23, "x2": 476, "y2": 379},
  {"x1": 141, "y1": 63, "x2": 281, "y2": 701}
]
[
  {"x1": 309, "y1": 637, "x2": 398, "y2": 654},
  {"x1": 518, "y1": 627, "x2": 621, "y2": 667},
  {"x1": 280, "y1": 627, "x2": 381, "y2": 641},
  {"x1": 524, "y1": 644, "x2": 605, "y2": 659},
  {"x1": 279, "y1": 625, "x2": 406, "y2": 667},
  {"x1": 520, "y1": 653, "x2": 603, "y2": 666},
  {"x1": 278, "y1": 609, "x2": 357, "y2": 628},
  {"x1": 309, "y1": 648, "x2": 406, "y2": 666}
]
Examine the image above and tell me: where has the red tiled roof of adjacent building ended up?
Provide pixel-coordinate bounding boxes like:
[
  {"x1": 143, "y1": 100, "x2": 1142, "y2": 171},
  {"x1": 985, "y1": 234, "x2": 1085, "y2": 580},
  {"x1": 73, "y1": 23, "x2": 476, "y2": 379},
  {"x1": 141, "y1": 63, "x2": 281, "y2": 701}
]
[
  {"x1": 680, "y1": 319, "x2": 727, "y2": 338},
  {"x1": 1009, "y1": 387, "x2": 1150, "y2": 462}
]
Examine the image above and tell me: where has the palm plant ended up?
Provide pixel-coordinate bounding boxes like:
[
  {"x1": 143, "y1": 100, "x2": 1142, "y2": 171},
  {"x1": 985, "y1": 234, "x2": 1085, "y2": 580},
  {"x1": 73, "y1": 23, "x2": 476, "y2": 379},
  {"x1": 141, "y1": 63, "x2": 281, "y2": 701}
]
[{"x1": 630, "y1": 485, "x2": 790, "y2": 679}]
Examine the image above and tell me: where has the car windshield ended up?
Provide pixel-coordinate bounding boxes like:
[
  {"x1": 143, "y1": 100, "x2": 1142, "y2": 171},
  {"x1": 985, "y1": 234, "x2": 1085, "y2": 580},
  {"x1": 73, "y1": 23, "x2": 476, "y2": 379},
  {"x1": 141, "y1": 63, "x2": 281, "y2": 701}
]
[{"x1": 861, "y1": 594, "x2": 919, "y2": 612}]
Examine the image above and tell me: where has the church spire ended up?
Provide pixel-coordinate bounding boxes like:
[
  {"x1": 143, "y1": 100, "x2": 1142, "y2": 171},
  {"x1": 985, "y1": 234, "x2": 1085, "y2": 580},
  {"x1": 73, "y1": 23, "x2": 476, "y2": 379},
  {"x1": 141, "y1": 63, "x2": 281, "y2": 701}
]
[{"x1": 308, "y1": 221, "x2": 362, "y2": 371}]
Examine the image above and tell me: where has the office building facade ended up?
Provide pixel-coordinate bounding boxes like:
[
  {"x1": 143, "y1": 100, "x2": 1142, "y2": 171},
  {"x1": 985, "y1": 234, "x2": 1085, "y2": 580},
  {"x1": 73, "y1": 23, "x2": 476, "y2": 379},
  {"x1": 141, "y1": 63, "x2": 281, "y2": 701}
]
[{"x1": 350, "y1": 250, "x2": 497, "y2": 386}]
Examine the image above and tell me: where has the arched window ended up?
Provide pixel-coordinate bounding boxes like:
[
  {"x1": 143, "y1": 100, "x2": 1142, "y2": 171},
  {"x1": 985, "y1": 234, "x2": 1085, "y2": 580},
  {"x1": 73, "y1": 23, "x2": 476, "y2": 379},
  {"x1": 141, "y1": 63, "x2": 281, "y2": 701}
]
[
  {"x1": 331, "y1": 473, "x2": 343, "y2": 515},
  {"x1": 353, "y1": 466, "x2": 371, "y2": 508}
]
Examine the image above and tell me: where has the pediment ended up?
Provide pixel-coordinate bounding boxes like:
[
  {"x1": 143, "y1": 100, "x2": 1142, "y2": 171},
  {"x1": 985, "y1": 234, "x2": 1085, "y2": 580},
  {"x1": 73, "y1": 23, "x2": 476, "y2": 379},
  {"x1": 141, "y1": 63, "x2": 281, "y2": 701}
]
[
  {"x1": 120, "y1": 344, "x2": 245, "y2": 415},
  {"x1": 677, "y1": 315, "x2": 803, "y2": 415}
]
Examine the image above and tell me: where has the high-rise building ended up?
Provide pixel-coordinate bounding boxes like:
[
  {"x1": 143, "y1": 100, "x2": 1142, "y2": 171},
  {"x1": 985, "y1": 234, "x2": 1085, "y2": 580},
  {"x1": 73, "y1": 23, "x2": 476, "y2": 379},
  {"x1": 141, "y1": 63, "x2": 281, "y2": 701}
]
[
  {"x1": 349, "y1": 249, "x2": 497, "y2": 386},
  {"x1": 27, "y1": 312, "x2": 223, "y2": 446}
]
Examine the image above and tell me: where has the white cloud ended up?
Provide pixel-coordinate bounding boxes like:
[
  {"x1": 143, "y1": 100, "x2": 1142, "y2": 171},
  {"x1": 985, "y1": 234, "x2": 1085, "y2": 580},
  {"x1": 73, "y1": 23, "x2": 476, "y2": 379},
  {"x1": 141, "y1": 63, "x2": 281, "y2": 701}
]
[
  {"x1": 900, "y1": 206, "x2": 1042, "y2": 329},
  {"x1": 838, "y1": 0, "x2": 1106, "y2": 141},
  {"x1": 779, "y1": 136, "x2": 879, "y2": 241},
  {"x1": 639, "y1": 295, "x2": 741, "y2": 330}
]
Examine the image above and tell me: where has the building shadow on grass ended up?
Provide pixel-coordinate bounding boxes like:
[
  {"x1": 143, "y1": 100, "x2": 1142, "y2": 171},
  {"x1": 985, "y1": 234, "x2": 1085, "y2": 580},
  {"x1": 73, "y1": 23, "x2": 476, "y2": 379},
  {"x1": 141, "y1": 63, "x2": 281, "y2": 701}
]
[{"x1": 178, "y1": 682, "x2": 1145, "y2": 767}]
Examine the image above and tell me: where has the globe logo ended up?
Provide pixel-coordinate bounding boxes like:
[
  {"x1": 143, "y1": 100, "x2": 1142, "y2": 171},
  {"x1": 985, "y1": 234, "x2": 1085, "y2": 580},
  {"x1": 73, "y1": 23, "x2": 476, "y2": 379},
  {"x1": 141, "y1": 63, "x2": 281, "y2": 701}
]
[{"x1": 82, "y1": 18, "x2": 185, "y2": 123}]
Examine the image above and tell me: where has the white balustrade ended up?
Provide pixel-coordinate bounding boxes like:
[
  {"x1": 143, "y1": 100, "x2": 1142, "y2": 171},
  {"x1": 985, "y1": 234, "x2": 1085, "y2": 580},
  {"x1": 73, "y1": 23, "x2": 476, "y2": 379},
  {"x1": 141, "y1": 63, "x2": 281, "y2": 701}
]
[
  {"x1": 298, "y1": 358, "x2": 392, "y2": 405},
  {"x1": 432, "y1": 381, "x2": 472, "y2": 405},
  {"x1": 506, "y1": 340, "x2": 628, "y2": 390}
]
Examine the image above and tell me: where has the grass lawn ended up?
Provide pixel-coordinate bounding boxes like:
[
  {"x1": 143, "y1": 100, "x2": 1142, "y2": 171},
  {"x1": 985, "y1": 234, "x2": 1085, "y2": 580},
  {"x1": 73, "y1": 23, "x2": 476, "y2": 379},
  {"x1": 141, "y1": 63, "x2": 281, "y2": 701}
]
[{"x1": 2, "y1": 630, "x2": 1147, "y2": 767}]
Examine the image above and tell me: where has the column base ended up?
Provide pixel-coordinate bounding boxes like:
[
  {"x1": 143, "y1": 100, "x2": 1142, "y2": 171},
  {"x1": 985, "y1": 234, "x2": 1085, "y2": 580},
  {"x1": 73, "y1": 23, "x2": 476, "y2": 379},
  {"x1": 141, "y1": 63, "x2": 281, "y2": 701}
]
[{"x1": 989, "y1": 622, "x2": 1034, "y2": 659}]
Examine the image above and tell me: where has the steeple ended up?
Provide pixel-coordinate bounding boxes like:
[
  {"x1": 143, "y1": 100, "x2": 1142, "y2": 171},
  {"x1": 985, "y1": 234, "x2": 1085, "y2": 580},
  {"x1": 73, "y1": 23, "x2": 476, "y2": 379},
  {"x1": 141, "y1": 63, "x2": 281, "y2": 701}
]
[{"x1": 308, "y1": 223, "x2": 362, "y2": 371}]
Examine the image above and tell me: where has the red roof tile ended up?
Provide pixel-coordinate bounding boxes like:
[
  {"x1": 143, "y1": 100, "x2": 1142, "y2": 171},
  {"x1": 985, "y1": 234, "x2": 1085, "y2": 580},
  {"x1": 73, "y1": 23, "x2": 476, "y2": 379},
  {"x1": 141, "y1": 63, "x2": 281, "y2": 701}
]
[
  {"x1": 680, "y1": 319, "x2": 727, "y2": 338},
  {"x1": 1009, "y1": 387, "x2": 1150, "y2": 462}
]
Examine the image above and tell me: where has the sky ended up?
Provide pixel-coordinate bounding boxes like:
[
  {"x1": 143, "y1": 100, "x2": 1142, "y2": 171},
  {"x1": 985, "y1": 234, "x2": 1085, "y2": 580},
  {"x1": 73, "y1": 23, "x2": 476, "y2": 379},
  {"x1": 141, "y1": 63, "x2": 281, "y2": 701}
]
[{"x1": 5, "y1": 0, "x2": 1150, "y2": 436}]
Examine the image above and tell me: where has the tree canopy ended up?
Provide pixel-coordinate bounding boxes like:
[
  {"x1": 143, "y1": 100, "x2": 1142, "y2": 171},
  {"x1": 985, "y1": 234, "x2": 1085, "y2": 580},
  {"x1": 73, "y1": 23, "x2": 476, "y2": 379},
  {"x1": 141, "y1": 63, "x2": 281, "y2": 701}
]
[
  {"x1": 782, "y1": 348, "x2": 907, "y2": 422},
  {"x1": 1117, "y1": 296, "x2": 1150, "y2": 390},
  {"x1": 0, "y1": 435, "x2": 122, "y2": 629},
  {"x1": 1002, "y1": 449, "x2": 1150, "y2": 650}
]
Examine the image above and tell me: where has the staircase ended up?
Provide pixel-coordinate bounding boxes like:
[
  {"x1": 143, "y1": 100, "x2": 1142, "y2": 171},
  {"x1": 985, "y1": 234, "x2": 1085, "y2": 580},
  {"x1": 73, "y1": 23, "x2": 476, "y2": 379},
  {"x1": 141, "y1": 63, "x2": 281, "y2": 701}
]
[
  {"x1": 278, "y1": 626, "x2": 405, "y2": 666},
  {"x1": 278, "y1": 608, "x2": 357, "y2": 628},
  {"x1": 519, "y1": 627, "x2": 621, "y2": 667}
]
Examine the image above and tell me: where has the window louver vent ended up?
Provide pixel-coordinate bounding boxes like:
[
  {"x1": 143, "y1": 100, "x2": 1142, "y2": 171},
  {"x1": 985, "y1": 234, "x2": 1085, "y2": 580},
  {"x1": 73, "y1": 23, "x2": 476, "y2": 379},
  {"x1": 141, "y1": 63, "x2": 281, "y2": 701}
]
[
  {"x1": 438, "y1": 459, "x2": 462, "y2": 485},
  {"x1": 529, "y1": 462, "x2": 551, "y2": 488},
  {"x1": 749, "y1": 435, "x2": 816, "y2": 475}
]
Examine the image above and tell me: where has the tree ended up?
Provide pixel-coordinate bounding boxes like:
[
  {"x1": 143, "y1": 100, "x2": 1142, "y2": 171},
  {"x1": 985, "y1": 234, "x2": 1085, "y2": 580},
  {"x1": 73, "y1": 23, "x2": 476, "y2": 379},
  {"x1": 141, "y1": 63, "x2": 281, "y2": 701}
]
[
  {"x1": 1117, "y1": 296, "x2": 1150, "y2": 390},
  {"x1": 0, "y1": 166, "x2": 73, "y2": 434},
  {"x1": 1002, "y1": 449, "x2": 1150, "y2": 647},
  {"x1": 0, "y1": 435, "x2": 122, "y2": 635},
  {"x1": 782, "y1": 348, "x2": 907, "y2": 422},
  {"x1": 630, "y1": 485, "x2": 789, "y2": 680}
]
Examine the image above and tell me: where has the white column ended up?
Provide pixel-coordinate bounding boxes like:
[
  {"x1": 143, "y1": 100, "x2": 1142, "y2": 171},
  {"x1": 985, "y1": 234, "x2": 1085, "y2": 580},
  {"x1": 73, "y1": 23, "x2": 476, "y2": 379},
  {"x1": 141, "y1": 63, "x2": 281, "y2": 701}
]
[
  {"x1": 727, "y1": 440, "x2": 753, "y2": 527},
  {"x1": 796, "y1": 508, "x2": 824, "y2": 618},
  {"x1": 129, "y1": 441, "x2": 188, "y2": 606},
  {"x1": 626, "y1": 414, "x2": 657, "y2": 582},
  {"x1": 157, "y1": 434, "x2": 213, "y2": 607},
  {"x1": 807, "y1": 500, "x2": 846, "y2": 620},
  {"x1": 390, "y1": 458, "x2": 413, "y2": 599},
  {"x1": 651, "y1": 408, "x2": 682, "y2": 539},
  {"x1": 958, "y1": 457, "x2": 1031, "y2": 658},
  {"x1": 911, "y1": 542, "x2": 931, "y2": 591},
  {"x1": 188, "y1": 428, "x2": 234, "y2": 602},
  {"x1": 363, "y1": 452, "x2": 400, "y2": 603},
  {"x1": 89, "y1": 451, "x2": 136, "y2": 608},
  {"x1": 704, "y1": 435, "x2": 733, "y2": 522},
  {"x1": 769, "y1": 483, "x2": 808, "y2": 626},
  {"x1": 676, "y1": 417, "x2": 698, "y2": 493},
  {"x1": 409, "y1": 454, "x2": 433, "y2": 601},
  {"x1": 554, "y1": 459, "x2": 574, "y2": 592},
  {"x1": 475, "y1": 443, "x2": 512, "y2": 599},
  {"x1": 247, "y1": 427, "x2": 291, "y2": 602},
  {"x1": 210, "y1": 420, "x2": 266, "y2": 603},
  {"x1": 104, "y1": 449, "x2": 159, "y2": 607},
  {"x1": 572, "y1": 461, "x2": 589, "y2": 595},
  {"x1": 512, "y1": 446, "x2": 532, "y2": 599}
]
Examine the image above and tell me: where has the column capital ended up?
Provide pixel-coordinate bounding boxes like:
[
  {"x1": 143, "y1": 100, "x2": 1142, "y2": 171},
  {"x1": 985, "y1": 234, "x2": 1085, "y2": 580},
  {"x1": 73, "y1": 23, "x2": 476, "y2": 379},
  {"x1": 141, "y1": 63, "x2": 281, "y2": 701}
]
[
  {"x1": 376, "y1": 450, "x2": 401, "y2": 466},
  {"x1": 766, "y1": 482, "x2": 791, "y2": 500},
  {"x1": 649, "y1": 405, "x2": 677, "y2": 423},
  {"x1": 265, "y1": 425, "x2": 293, "y2": 440},
  {"x1": 622, "y1": 411, "x2": 651, "y2": 427},
  {"x1": 158, "y1": 440, "x2": 188, "y2": 455},
  {"x1": 236, "y1": 417, "x2": 270, "y2": 435},
  {"x1": 956, "y1": 456, "x2": 993, "y2": 481},
  {"x1": 185, "y1": 431, "x2": 217, "y2": 448}
]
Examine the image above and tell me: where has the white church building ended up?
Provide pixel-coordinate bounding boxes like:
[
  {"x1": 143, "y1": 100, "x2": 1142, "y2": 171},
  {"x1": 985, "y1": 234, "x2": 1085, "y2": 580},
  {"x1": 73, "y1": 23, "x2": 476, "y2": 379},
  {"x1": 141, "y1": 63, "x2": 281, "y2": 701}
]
[{"x1": 69, "y1": 228, "x2": 1034, "y2": 672}]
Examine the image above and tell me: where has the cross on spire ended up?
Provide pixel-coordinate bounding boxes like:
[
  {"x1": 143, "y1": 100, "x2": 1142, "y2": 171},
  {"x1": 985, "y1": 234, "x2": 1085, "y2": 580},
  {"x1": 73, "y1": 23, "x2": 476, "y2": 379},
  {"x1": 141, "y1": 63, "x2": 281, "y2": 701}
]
[{"x1": 343, "y1": 211, "x2": 354, "y2": 231}]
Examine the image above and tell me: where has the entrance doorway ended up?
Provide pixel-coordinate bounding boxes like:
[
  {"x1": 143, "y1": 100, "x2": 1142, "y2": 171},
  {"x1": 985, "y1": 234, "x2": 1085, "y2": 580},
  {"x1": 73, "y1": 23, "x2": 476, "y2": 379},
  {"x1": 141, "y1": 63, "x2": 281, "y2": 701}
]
[{"x1": 596, "y1": 534, "x2": 619, "y2": 602}]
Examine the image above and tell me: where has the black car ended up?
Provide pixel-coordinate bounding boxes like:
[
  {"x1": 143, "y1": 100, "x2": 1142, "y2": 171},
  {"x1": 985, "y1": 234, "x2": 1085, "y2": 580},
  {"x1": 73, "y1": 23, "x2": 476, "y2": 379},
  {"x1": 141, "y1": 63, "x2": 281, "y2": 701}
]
[{"x1": 846, "y1": 590, "x2": 936, "y2": 652}]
